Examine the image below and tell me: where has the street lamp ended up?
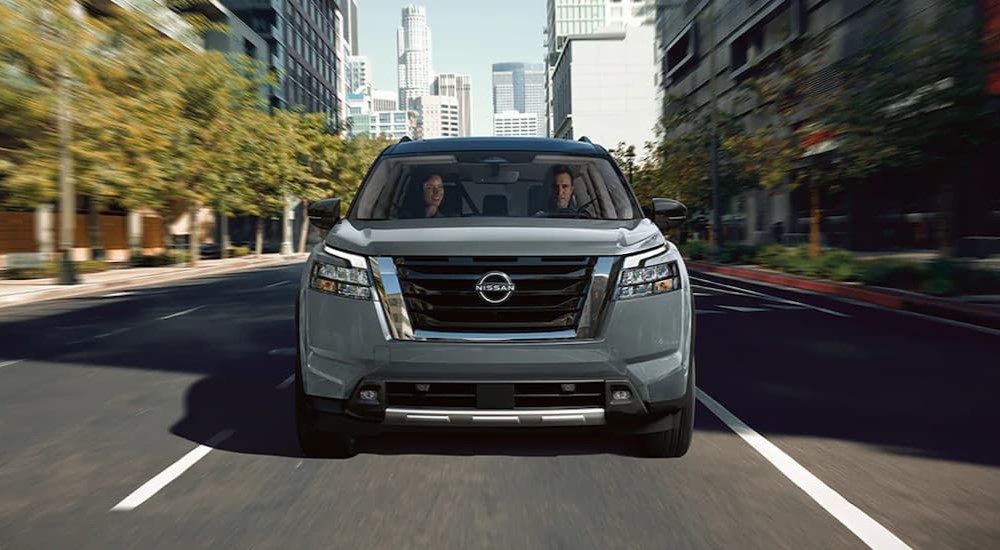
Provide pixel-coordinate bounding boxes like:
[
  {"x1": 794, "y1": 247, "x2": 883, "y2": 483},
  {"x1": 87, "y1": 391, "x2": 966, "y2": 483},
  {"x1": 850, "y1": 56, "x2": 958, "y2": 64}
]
[{"x1": 656, "y1": 0, "x2": 721, "y2": 251}]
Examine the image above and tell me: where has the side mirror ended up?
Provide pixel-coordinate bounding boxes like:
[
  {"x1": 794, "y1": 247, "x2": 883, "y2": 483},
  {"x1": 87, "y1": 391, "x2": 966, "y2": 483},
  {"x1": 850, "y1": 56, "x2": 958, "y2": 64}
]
[
  {"x1": 308, "y1": 198, "x2": 341, "y2": 231},
  {"x1": 651, "y1": 198, "x2": 687, "y2": 231}
]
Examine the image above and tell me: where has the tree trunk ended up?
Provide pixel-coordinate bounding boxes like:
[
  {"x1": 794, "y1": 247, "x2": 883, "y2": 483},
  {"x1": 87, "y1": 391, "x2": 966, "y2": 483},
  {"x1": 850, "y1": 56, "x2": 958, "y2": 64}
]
[
  {"x1": 88, "y1": 198, "x2": 103, "y2": 261},
  {"x1": 298, "y1": 199, "x2": 310, "y2": 254},
  {"x1": 221, "y1": 214, "x2": 230, "y2": 260},
  {"x1": 189, "y1": 202, "x2": 200, "y2": 267},
  {"x1": 809, "y1": 181, "x2": 822, "y2": 258},
  {"x1": 255, "y1": 216, "x2": 264, "y2": 259}
]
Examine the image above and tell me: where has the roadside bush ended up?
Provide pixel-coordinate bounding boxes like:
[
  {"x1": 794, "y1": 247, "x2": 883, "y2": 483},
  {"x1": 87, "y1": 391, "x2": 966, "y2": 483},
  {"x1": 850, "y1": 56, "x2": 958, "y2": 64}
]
[
  {"x1": 227, "y1": 245, "x2": 251, "y2": 258},
  {"x1": 713, "y1": 243, "x2": 761, "y2": 265},
  {"x1": 679, "y1": 240, "x2": 708, "y2": 260},
  {"x1": 816, "y1": 249, "x2": 857, "y2": 280},
  {"x1": 2, "y1": 260, "x2": 109, "y2": 279},
  {"x1": 133, "y1": 250, "x2": 191, "y2": 267},
  {"x1": 755, "y1": 244, "x2": 788, "y2": 269},
  {"x1": 857, "y1": 259, "x2": 923, "y2": 289}
]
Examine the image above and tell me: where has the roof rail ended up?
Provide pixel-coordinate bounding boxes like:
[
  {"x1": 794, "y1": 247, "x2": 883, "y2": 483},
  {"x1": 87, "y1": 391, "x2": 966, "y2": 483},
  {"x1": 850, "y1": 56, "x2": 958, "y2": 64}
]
[
  {"x1": 577, "y1": 136, "x2": 593, "y2": 144},
  {"x1": 398, "y1": 136, "x2": 412, "y2": 143}
]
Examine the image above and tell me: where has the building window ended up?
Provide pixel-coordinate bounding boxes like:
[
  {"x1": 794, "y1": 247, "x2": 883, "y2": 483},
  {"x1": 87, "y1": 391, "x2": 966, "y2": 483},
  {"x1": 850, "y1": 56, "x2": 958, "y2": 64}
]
[
  {"x1": 664, "y1": 21, "x2": 696, "y2": 81},
  {"x1": 729, "y1": 0, "x2": 803, "y2": 79}
]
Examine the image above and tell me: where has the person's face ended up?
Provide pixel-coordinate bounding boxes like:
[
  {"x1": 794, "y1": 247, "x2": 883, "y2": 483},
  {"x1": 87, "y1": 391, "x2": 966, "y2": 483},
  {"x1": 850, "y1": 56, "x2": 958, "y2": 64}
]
[
  {"x1": 423, "y1": 175, "x2": 444, "y2": 210},
  {"x1": 551, "y1": 172, "x2": 573, "y2": 209}
]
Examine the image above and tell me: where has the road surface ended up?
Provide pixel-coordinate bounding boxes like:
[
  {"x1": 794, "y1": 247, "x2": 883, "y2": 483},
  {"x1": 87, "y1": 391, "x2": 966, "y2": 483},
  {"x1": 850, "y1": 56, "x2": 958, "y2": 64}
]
[{"x1": 1, "y1": 263, "x2": 997, "y2": 549}]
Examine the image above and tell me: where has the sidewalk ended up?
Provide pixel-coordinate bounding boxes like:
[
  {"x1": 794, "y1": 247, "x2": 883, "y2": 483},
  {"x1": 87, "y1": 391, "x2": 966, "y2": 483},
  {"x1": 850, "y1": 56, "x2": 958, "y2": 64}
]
[
  {"x1": 688, "y1": 261, "x2": 1000, "y2": 330},
  {"x1": 0, "y1": 253, "x2": 307, "y2": 310}
]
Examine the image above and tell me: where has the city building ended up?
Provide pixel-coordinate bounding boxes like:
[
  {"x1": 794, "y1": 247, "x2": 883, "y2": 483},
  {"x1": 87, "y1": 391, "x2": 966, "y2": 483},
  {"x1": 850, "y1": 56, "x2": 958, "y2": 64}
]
[
  {"x1": 550, "y1": 25, "x2": 657, "y2": 147},
  {"x1": 493, "y1": 111, "x2": 541, "y2": 137},
  {"x1": 371, "y1": 89, "x2": 399, "y2": 112},
  {"x1": 222, "y1": 0, "x2": 349, "y2": 126},
  {"x1": 345, "y1": 55, "x2": 370, "y2": 94},
  {"x1": 491, "y1": 62, "x2": 546, "y2": 136},
  {"x1": 350, "y1": 110, "x2": 417, "y2": 140},
  {"x1": 413, "y1": 95, "x2": 460, "y2": 139},
  {"x1": 397, "y1": 5, "x2": 433, "y2": 110},
  {"x1": 655, "y1": 0, "x2": 999, "y2": 251},
  {"x1": 432, "y1": 73, "x2": 472, "y2": 136},
  {"x1": 544, "y1": 0, "x2": 649, "y2": 135}
]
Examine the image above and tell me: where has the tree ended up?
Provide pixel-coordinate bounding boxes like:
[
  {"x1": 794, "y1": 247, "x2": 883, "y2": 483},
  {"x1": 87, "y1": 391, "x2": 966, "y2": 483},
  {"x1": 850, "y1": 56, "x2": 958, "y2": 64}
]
[
  {"x1": 820, "y1": 0, "x2": 999, "y2": 254},
  {"x1": 643, "y1": 95, "x2": 756, "y2": 233},
  {"x1": 738, "y1": 32, "x2": 835, "y2": 257}
]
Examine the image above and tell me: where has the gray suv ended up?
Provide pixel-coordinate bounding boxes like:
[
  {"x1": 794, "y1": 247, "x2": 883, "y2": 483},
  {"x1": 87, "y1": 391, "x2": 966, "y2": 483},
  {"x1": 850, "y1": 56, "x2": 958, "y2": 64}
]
[{"x1": 296, "y1": 137, "x2": 695, "y2": 458}]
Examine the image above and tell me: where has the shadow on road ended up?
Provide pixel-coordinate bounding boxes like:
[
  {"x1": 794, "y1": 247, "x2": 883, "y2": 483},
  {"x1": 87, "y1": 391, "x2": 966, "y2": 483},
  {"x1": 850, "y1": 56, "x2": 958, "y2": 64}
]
[{"x1": 2, "y1": 263, "x2": 1000, "y2": 466}]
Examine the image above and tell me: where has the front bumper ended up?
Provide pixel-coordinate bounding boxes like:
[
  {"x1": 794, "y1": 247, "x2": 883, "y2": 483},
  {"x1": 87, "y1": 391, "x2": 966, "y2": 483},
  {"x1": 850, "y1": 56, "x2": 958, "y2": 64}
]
[{"x1": 302, "y1": 380, "x2": 689, "y2": 436}]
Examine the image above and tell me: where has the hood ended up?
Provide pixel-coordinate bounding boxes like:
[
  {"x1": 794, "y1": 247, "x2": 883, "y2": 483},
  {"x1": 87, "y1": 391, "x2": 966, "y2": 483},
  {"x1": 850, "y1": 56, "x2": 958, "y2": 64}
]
[{"x1": 324, "y1": 218, "x2": 666, "y2": 257}]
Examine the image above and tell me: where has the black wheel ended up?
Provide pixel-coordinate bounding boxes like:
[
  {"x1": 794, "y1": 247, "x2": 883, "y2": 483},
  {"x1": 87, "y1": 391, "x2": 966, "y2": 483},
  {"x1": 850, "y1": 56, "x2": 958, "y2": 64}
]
[
  {"x1": 295, "y1": 304, "x2": 356, "y2": 459},
  {"x1": 640, "y1": 358, "x2": 695, "y2": 458},
  {"x1": 639, "y1": 404, "x2": 693, "y2": 458}
]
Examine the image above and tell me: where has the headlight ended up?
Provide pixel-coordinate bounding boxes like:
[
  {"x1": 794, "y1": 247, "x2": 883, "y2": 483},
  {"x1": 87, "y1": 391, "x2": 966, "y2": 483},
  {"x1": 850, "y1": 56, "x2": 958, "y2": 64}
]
[
  {"x1": 310, "y1": 252, "x2": 372, "y2": 301},
  {"x1": 615, "y1": 253, "x2": 680, "y2": 300}
]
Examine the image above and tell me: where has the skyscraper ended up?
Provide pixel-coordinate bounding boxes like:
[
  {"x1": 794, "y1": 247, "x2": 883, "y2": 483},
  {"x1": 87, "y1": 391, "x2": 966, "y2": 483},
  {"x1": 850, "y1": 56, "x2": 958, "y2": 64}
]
[
  {"x1": 491, "y1": 62, "x2": 546, "y2": 136},
  {"x1": 221, "y1": 0, "x2": 348, "y2": 126},
  {"x1": 397, "y1": 5, "x2": 433, "y2": 111},
  {"x1": 432, "y1": 73, "x2": 472, "y2": 136}
]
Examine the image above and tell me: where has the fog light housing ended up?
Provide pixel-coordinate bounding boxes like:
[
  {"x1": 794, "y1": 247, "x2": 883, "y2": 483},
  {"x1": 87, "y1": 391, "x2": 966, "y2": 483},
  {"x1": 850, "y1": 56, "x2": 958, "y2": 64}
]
[
  {"x1": 612, "y1": 389, "x2": 632, "y2": 402},
  {"x1": 359, "y1": 389, "x2": 379, "y2": 402}
]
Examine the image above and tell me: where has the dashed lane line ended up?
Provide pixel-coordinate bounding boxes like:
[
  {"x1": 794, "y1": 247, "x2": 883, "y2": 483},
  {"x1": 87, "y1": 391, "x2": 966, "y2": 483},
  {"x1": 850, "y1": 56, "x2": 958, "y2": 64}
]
[
  {"x1": 157, "y1": 306, "x2": 205, "y2": 321},
  {"x1": 111, "y1": 430, "x2": 234, "y2": 512}
]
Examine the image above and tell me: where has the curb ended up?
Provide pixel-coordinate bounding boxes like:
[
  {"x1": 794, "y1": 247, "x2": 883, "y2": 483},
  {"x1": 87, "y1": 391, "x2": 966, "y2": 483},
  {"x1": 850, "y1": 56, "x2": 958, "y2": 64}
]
[
  {"x1": 688, "y1": 261, "x2": 1000, "y2": 330},
  {"x1": 0, "y1": 255, "x2": 305, "y2": 310}
]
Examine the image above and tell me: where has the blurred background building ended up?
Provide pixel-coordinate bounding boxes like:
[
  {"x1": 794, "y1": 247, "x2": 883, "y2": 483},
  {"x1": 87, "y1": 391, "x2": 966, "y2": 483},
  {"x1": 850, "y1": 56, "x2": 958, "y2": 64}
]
[
  {"x1": 492, "y1": 62, "x2": 546, "y2": 136},
  {"x1": 432, "y1": 73, "x2": 473, "y2": 136},
  {"x1": 654, "y1": 0, "x2": 1000, "y2": 255}
]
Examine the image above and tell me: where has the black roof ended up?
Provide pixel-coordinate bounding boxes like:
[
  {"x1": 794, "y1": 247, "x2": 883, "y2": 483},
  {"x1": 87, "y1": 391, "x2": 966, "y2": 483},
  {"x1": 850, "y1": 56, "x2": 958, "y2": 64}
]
[{"x1": 384, "y1": 136, "x2": 607, "y2": 156}]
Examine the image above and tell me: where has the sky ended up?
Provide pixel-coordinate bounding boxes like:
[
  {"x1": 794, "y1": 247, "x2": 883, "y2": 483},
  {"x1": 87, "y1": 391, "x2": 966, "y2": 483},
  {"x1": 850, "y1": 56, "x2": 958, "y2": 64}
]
[{"x1": 357, "y1": 0, "x2": 547, "y2": 136}]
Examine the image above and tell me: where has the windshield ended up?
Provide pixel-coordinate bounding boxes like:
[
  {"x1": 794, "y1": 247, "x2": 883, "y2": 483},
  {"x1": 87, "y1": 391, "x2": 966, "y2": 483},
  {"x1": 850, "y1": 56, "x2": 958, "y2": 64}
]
[{"x1": 349, "y1": 151, "x2": 640, "y2": 221}]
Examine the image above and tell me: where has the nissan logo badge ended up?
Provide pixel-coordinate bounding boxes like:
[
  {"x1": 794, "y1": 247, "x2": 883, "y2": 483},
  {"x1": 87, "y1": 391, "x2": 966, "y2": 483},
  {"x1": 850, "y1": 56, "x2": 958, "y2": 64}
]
[{"x1": 474, "y1": 271, "x2": 515, "y2": 304}]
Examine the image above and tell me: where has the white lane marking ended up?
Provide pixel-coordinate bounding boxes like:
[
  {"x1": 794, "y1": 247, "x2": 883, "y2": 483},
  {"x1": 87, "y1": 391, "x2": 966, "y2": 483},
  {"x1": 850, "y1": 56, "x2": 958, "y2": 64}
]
[
  {"x1": 0, "y1": 359, "x2": 25, "y2": 370},
  {"x1": 268, "y1": 347, "x2": 296, "y2": 356},
  {"x1": 691, "y1": 276, "x2": 850, "y2": 318},
  {"x1": 103, "y1": 291, "x2": 136, "y2": 298},
  {"x1": 265, "y1": 280, "x2": 291, "y2": 288},
  {"x1": 69, "y1": 327, "x2": 134, "y2": 345},
  {"x1": 717, "y1": 305, "x2": 772, "y2": 313},
  {"x1": 95, "y1": 327, "x2": 133, "y2": 339},
  {"x1": 693, "y1": 292, "x2": 714, "y2": 297},
  {"x1": 697, "y1": 389, "x2": 911, "y2": 550},
  {"x1": 276, "y1": 374, "x2": 294, "y2": 390},
  {"x1": 111, "y1": 430, "x2": 234, "y2": 512},
  {"x1": 158, "y1": 306, "x2": 204, "y2": 321}
]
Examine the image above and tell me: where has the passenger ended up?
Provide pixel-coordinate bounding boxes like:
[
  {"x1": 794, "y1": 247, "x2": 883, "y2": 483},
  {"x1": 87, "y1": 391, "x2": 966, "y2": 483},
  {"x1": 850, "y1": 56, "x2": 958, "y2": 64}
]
[{"x1": 421, "y1": 173, "x2": 446, "y2": 218}]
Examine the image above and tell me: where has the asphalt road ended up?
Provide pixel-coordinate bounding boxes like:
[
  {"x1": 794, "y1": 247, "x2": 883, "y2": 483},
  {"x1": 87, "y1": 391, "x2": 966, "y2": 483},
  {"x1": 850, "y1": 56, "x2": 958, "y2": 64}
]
[{"x1": 0, "y1": 262, "x2": 997, "y2": 549}]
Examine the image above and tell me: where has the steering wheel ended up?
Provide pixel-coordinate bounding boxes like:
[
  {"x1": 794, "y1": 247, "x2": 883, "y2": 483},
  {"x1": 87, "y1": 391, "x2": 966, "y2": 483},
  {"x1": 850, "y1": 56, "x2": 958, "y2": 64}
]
[{"x1": 575, "y1": 198, "x2": 599, "y2": 215}]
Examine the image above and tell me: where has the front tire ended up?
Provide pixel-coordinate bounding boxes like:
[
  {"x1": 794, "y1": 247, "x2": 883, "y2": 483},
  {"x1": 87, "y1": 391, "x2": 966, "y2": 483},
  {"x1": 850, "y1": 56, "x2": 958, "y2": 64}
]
[{"x1": 640, "y1": 358, "x2": 695, "y2": 458}]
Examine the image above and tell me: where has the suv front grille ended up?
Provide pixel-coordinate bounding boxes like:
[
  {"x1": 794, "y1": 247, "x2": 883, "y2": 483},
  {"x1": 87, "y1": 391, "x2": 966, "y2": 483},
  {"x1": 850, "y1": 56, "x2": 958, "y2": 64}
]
[{"x1": 394, "y1": 256, "x2": 595, "y2": 333}]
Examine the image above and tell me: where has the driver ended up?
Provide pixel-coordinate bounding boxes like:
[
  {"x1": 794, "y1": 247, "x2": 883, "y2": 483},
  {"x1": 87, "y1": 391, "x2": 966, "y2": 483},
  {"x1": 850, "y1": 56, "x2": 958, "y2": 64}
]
[{"x1": 548, "y1": 164, "x2": 575, "y2": 209}]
